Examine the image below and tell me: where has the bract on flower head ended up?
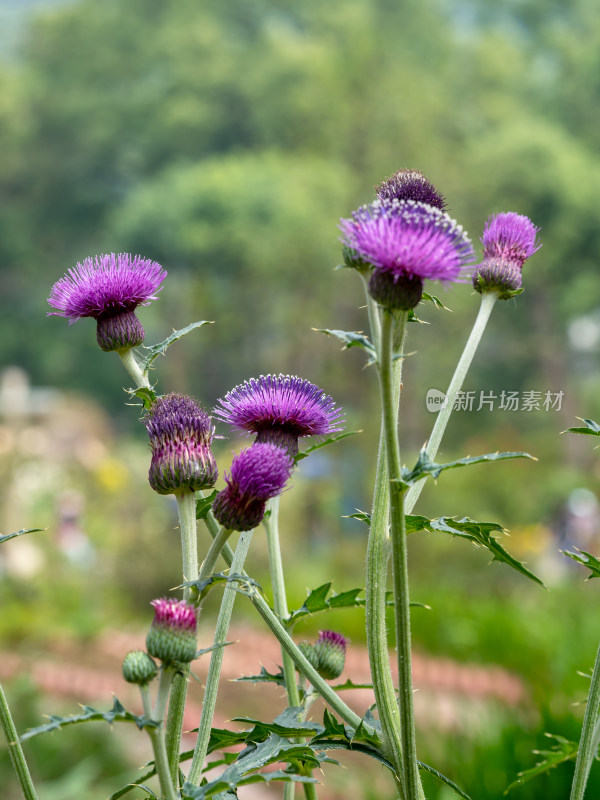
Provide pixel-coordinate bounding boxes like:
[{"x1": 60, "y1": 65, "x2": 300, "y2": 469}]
[
  {"x1": 474, "y1": 212, "x2": 541, "y2": 299},
  {"x1": 376, "y1": 168, "x2": 447, "y2": 211},
  {"x1": 212, "y1": 443, "x2": 293, "y2": 531},
  {"x1": 214, "y1": 374, "x2": 344, "y2": 456},
  {"x1": 339, "y1": 200, "x2": 474, "y2": 310},
  {"x1": 145, "y1": 393, "x2": 218, "y2": 495},
  {"x1": 47, "y1": 253, "x2": 167, "y2": 351},
  {"x1": 297, "y1": 629, "x2": 348, "y2": 681},
  {"x1": 146, "y1": 597, "x2": 197, "y2": 665}
]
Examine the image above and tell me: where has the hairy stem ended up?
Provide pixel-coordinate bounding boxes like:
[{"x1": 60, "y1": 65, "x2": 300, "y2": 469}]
[
  {"x1": 379, "y1": 310, "x2": 420, "y2": 800},
  {"x1": 197, "y1": 510, "x2": 363, "y2": 729},
  {"x1": 187, "y1": 530, "x2": 255, "y2": 785},
  {"x1": 145, "y1": 670, "x2": 177, "y2": 800},
  {"x1": 248, "y1": 588, "x2": 364, "y2": 730},
  {"x1": 570, "y1": 641, "x2": 600, "y2": 800},
  {"x1": 165, "y1": 490, "x2": 199, "y2": 786},
  {"x1": 365, "y1": 310, "x2": 406, "y2": 795},
  {"x1": 405, "y1": 291, "x2": 498, "y2": 514},
  {"x1": 199, "y1": 525, "x2": 234, "y2": 581},
  {"x1": 264, "y1": 496, "x2": 314, "y2": 800},
  {"x1": 264, "y1": 496, "x2": 301, "y2": 708},
  {"x1": 0, "y1": 682, "x2": 39, "y2": 800},
  {"x1": 117, "y1": 347, "x2": 151, "y2": 390}
]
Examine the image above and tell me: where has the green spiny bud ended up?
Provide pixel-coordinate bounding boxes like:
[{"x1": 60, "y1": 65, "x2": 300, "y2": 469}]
[{"x1": 122, "y1": 650, "x2": 158, "y2": 685}]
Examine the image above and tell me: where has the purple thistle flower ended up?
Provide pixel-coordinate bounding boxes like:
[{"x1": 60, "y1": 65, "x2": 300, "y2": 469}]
[
  {"x1": 297, "y1": 630, "x2": 348, "y2": 680},
  {"x1": 47, "y1": 253, "x2": 167, "y2": 351},
  {"x1": 376, "y1": 168, "x2": 447, "y2": 211},
  {"x1": 474, "y1": 212, "x2": 541, "y2": 298},
  {"x1": 316, "y1": 630, "x2": 348, "y2": 650},
  {"x1": 212, "y1": 443, "x2": 293, "y2": 531},
  {"x1": 340, "y1": 200, "x2": 474, "y2": 310},
  {"x1": 145, "y1": 393, "x2": 218, "y2": 495},
  {"x1": 214, "y1": 374, "x2": 344, "y2": 456},
  {"x1": 146, "y1": 597, "x2": 197, "y2": 664}
]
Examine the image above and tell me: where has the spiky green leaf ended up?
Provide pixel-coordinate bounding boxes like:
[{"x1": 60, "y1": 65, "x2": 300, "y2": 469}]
[
  {"x1": 20, "y1": 698, "x2": 156, "y2": 741},
  {"x1": 566, "y1": 418, "x2": 600, "y2": 436},
  {"x1": 418, "y1": 762, "x2": 473, "y2": 800},
  {"x1": 295, "y1": 430, "x2": 362, "y2": 462},
  {"x1": 406, "y1": 515, "x2": 544, "y2": 586},
  {"x1": 180, "y1": 734, "x2": 325, "y2": 798},
  {"x1": 344, "y1": 510, "x2": 371, "y2": 525},
  {"x1": 315, "y1": 328, "x2": 376, "y2": 364},
  {"x1": 562, "y1": 548, "x2": 600, "y2": 579},
  {"x1": 233, "y1": 708, "x2": 324, "y2": 739},
  {"x1": 422, "y1": 292, "x2": 451, "y2": 311},
  {"x1": 0, "y1": 528, "x2": 44, "y2": 546},
  {"x1": 130, "y1": 386, "x2": 157, "y2": 410},
  {"x1": 108, "y1": 772, "x2": 156, "y2": 800},
  {"x1": 286, "y1": 582, "x2": 423, "y2": 625},
  {"x1": 234, "y1": 666, "x2": 285, "y2": 686},
  {"x1": 504, "y1": 734, "x2": 578, "y2": 794},
  {"x1": 182, "y1": 572, "x2": 261, "y2": 597},
  {"x1": 142, "y1": 321, "x2": 213, "y2": 371},
  {"x1": 196, "y1": 490, "x2": 218, "y2": 520},
  {"x1": 398, "y1": 448, "x2": 536, "y2": 489}
]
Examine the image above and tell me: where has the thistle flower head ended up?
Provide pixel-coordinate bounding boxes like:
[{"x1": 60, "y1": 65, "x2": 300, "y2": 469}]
[
  {"x1": 214, "y1": 374, "x2": 344, "y2": 456},
  {"x1": 212, "y1": 443, "x2": 293, "y2": 531},
  {"x1": 145, "y1": 393, "x2": 218, "y2": 495},
  {"x1": 313, "y1": 630, "x2": 347, "y2": 680},
  {"x1": 339, "y1": 200, "x2": 474, "y2": 310},
  {"x1": 47, "y1": 253, "x2": 166, "y2": 351},
  {"x1": 474, "y1": 212, "x2": 541, "y2": 299},
  {"x1": 146, "y1": 597, "x2": 197, "y2": 665},
  {"x1": 296, "y1": 630, "x2": 348, "y2": 680},
  {"x1": 376, "y1": 169, "x2": 447, "y2": 211}
]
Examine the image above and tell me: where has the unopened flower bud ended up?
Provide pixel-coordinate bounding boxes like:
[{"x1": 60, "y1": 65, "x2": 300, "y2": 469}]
[
  {"x1": 122, "y1": 650, "x2": 158, "y2": 685},
  {"x1": 313, "y1": 630, "x2": 347, "y2": 680},
  {"x1": 146, "y1": 598, "x2": 197, "y2": 665},
  {"x1": 297, "y1": 642, "x2": 320, "y2": 672},
  {"x1": 145, "y1": 393, "x2": 218, "y2": 495},
  {"x1": 376, "y1": 168, "x2": 447, "y2": 211}
]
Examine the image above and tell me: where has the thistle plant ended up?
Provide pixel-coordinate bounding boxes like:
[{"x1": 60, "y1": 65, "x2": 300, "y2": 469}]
[{"x1": 0, "y1": 169, "x2": 555, "y2": 800}]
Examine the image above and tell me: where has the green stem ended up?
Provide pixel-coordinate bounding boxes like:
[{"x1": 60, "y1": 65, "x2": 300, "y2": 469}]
[
  {"x1": 139, "y1": 682, "x2": 178, "y2": 800},
  {"x1": 197, "y1": 512, "x2": 363, "y2": 729},
  {"x1": 359, "y1": 270, "x2": 382, "y2": 355},
  {"x1": 405, "y1": 291, "x2": 498, "y2": 514},
  {"x1": 379, "y1": 310, "x2": 420, "y2": 800},
  {"x1": 263, "y1": 496, "x2": 301, "y2": 708},
  {"x1": 570, "y1": 641, "x2": 600, "y2": 800},
  {"x1": 366, "y1": 356, "x2": 406, "y2": 792},
  {"x1": 177, "y1": 490, "x2": 199, "y2": 602},
  {"x1": 154, "y1": 666, "x2": 176, "y2": 723},
  {"x1": 147, "y1": 726, "x2": 178, "y2": 800},
  {"x1": 117, "y1": 347, "x2": 151, "y2": 389},
  {"x1": 199, "y1": 525, "x2": 234, "y2": 582},
  {"x1": 263, "y1": 496, "x2": 308, "y2": 800},
  {"x1": 0, "y1": 682, "x2": 39, "y2": 800},
  {"x1": 248, "y1": 589, "x2": 363, "y2": 730},
  {"x1": 165, "y1": 490, "x2": 198, "y2": 786},
  {"x1": 198, "y1": 493, "x2": 235, "y2": 568},
  {"x1": 187, "y1": 530, "x2": 255, "y2": 785}
]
